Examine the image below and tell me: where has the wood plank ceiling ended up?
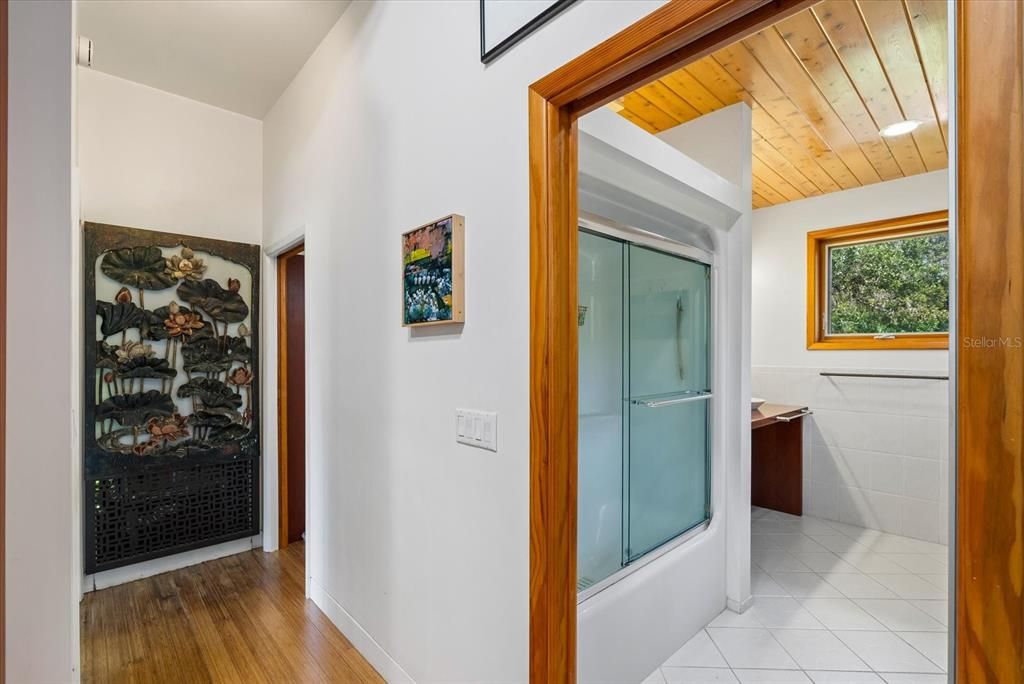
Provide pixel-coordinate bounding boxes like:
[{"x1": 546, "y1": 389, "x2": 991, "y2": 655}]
[{"x1": 611, "y1": 0, "x2": 948, "y2": 208}]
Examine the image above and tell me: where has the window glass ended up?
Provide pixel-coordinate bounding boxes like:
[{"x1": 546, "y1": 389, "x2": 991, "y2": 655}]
[{"x1": 827, "y1": 231, "x2": 949, "y2": 336}]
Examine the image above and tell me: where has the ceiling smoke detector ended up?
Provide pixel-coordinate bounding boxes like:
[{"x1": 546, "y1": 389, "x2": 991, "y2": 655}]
[{"x1": 879, "y1": 120, "x2": 921, "y2": 137}]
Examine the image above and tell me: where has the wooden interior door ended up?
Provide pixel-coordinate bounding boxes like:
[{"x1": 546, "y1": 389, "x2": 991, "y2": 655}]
[{"x1": 278, "y1": 245, "x2": 305, "y2": 548}]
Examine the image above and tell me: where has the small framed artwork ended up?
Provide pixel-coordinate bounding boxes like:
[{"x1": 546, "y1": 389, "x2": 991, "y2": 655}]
[
  {"x1": 402, "y1": 214, "x2": 465, "y2": 327},
  {"x1": 480, "y1": 0, "x2": 577, "y2": 64}
]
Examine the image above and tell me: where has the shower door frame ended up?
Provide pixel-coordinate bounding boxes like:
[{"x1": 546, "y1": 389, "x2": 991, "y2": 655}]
[
  {"x1": 530, "y1": 1, "x2": 1021, "y2": 682},
  {"x1": 575, "y1": 218, "x2": 719, "y2": 604}
]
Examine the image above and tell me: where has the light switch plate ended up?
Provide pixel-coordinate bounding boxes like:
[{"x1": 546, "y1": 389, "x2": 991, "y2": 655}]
[{"x1": 456, "y1": 408, "x2": 497, "y2": 452}]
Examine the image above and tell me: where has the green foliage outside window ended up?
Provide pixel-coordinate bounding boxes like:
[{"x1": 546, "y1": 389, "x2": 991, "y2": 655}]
[{"x1": 828, "y1": 231, "x2": 949, "y2": 335}]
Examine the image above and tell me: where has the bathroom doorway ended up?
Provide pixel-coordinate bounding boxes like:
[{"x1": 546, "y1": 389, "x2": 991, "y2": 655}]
[
  {"x1": 278, "y1": 243, "x2": 306, "y2": 548},
  {"x1": 529, "y1": 1, "x2": 1023, "y2": 682}
]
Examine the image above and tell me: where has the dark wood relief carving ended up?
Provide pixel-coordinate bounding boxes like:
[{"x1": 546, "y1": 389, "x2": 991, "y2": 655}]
[{"x1": 83, "y1": 222, "x2": 260, "y2": 572}]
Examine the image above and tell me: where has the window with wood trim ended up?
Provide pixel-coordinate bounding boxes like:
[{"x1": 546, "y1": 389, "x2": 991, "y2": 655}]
[{"x1": 807, "y1": 211, "x2": 949, "y2": 351}]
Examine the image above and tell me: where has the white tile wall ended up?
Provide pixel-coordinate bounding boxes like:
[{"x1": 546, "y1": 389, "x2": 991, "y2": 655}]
[{"x1": 752, "y1": 367, "x2": 950, "y2": 544}]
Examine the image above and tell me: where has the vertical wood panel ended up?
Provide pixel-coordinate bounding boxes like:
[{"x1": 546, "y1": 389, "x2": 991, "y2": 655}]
[
  {"x1": 957, "y1": 1, "x2": 1024, "y2": 681},
  {"x1": 529, "y1": 86, "x2": 578, "y2": 683}
]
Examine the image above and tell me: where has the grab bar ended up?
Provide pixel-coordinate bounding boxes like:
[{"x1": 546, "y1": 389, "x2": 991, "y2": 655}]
[
  {"x1": 773, "y1": 410, "x2": 813, "y2": 423},
  {"x1": 820, "y1": 371, "x2": 948, "y2": 381},
  {"x1": 631, "y1": 391, "x2": 712, "y2": 408}
]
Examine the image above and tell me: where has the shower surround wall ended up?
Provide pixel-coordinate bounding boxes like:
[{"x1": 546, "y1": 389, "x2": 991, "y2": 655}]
[{"x1": 752, "y1": 171, "x2": 950, "y2": 545}]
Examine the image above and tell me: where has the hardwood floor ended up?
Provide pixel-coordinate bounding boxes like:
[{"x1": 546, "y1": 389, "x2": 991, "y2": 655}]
[{"x1": 81, "y1": 543, "x2": 383, "y2": 683}]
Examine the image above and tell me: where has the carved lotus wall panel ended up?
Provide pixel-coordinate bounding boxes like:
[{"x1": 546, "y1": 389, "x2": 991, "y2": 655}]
[{"x1": 84, "y1": 223, "x2": 260, "y2": 572}]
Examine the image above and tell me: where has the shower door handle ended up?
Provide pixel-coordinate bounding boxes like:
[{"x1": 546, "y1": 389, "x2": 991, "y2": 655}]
[{"x1": 631, "y1": 391, "x2": 712, "y2": 408}]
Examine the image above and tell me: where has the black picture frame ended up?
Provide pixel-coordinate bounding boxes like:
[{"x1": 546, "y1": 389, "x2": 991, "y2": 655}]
[{"x1": 480, "y1": 0, "x2": 577, "y2": 64}]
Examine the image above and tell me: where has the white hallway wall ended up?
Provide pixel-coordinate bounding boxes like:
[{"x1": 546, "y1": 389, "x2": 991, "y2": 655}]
[
  {"x1": 751, "y1": 170, "x2": 950, "y2": 544},
  {"x1": 7, "y1": 1, "x2": 77, "y2": 681},
  {"x1": 76, "y1": 69, "x2": 265, "y2": 587},
  {"x1": 78, "y1": 69, "x2": 262, "y2": 244},
  {"x1": 262, "y1": 1, "x2": 665, "y2": 681}
]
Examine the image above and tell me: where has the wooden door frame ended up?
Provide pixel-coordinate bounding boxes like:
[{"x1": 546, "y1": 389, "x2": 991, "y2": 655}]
[
  {"x1": 276, "y1": 242, "x2": 305, "y2": 551},
  {"x1": 954, "y1": 1, "x2": 1024, "y2": 681},
  {"x1": 528, "y1": 0, "x2": 1021, "y2": 681}
]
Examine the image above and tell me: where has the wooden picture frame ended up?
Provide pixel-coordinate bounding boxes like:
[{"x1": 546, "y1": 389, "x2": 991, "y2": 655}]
[
  {"x1": 806, "y1": 210, "x2": 950, "y2": 351},
  {"x1": 402, "y1": 214, "x2": 465, "y2": 327}
]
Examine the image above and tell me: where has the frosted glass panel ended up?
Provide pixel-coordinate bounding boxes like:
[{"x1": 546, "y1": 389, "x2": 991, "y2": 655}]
[
  {"x1": 628, "y1": 246, "x2": 709, "y2": 397},
  {"x1": 577, "y1": 232, "x2": 711, "y2": 591},
  {"x1": 577, "y1": 232, "x2": 624, "y2": 589},
  {"x1": 627, "y1": 246, "x2": 710, "y2": 562},
  {"x1": 627, "y1": 399, "x2": 708, "y2": 560}
]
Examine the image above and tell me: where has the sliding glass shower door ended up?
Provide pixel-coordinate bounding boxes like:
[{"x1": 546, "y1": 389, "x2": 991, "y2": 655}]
[
  {"x1": 578, "y1": 230, "x2": 711, "y2": 592},
  {"x1": 626, "y1": 246, "x2": 710, "y2": 562},
  {"x1": 578, "y1": 232, "x2": 625, "y2": 589}
]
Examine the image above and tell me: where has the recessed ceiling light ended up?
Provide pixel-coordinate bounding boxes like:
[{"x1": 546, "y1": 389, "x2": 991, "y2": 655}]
[{"x1": 879, "y1": 120, "x2": 921, "y2": 137}]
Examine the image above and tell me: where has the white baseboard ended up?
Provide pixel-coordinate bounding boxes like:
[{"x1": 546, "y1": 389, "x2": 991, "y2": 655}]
[
  {"x1": 83, "y1": 535, "x2": 261, "y2": 592},
  {"x1": 310, "y1": 579, "x2": 415, "y2": 684},
  {"x1": 727, "y1": 594, "x2": 755, "y2": 614}
]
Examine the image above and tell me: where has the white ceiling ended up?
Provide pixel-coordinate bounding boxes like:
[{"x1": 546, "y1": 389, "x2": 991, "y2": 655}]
[{"x1": 78, "y1": 0, "x2": 351, "y2": 119}]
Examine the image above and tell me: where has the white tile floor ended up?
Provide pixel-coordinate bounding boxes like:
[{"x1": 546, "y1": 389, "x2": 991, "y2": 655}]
[{"x1": 644, "y1": 508, "x2": 949, "y2": 684}]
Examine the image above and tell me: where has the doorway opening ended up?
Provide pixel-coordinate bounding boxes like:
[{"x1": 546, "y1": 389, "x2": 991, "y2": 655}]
[
  {"x1": 530, "y1": 1, "x2": 1023, "y2": 682},
  {"x1": 582, "y1": 3, "x2": 952, "y2": 680},
  {"x1": 277, "y1": 243, "x2": 306, "y2": 549}
]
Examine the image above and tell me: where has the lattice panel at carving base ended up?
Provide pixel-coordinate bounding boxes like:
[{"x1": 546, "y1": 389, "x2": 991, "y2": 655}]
[{"x1": 87, "y1": 458, "x2": 257, "y2": 572}]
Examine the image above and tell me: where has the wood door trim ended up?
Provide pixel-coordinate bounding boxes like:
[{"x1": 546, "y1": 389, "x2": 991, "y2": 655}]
[
  {"x1": 533, "y1": 0, "x2": 1023, "y2": 679},
  {"x1": 528, "y1": 1, "x2": 815, "y2": 680},
  {"x1": 277, "y1": 243, "x2": 304, "y2": 551},
  {"x1": 955, "y1": 0, "x2": 1024, "y2": 680}
]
